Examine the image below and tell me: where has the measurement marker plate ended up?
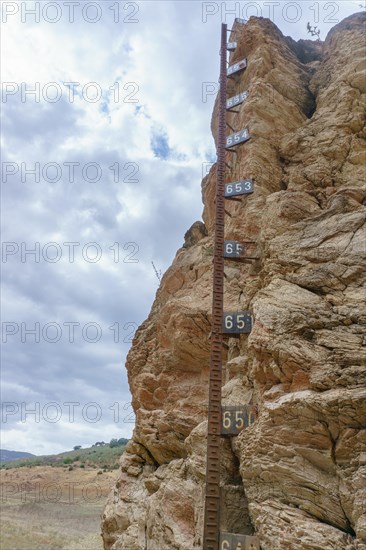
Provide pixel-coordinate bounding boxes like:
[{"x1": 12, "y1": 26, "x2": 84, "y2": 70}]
[
  {"x1": 225, "y1": 179, "x2": 254, "y2": 197},
  {"x1": 226, "y1": 128, "x2": 250, "y2": 148},
  {"x1": 221, "y1": 405, "x2": 258, "y2": 435},
  {"x1": 227, "y1": 58, "x2": 247, "y2": 76},
  {"x1": 223, "y1": 311, "x2": 252, "y2": 334},
  {"x1": 227, "y1": 91, "x2": 248, "y2": 109},
  {"x1": 227, "y1": 41, "x2": 237, "y2": 51},
  {"x1": 220, "y1": 532, "x2": 260, "y2": 549}
]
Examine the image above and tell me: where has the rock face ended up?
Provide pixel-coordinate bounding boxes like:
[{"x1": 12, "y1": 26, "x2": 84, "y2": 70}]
[{"x1": 102, "y1": 13, "x2": 366, "y2": 550}]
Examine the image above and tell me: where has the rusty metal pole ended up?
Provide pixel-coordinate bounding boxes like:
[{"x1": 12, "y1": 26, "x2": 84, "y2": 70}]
[{"x1": 203, "y1": 22, "x2": 227, "y2": 550}]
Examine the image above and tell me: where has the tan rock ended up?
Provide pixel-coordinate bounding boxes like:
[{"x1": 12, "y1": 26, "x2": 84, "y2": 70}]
[{"x1": 102, "y1": 12, "x2": 366, "y2": 550}]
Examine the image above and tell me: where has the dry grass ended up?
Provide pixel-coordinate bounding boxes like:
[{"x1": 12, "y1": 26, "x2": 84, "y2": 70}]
[{"x1": 0, "y1": 465, "x2": 118, "y2": 549}]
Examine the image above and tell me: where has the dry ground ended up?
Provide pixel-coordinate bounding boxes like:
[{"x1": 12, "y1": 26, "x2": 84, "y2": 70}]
[{"x1": 0, "y1": 465, "x2": 118, "y2": 549}]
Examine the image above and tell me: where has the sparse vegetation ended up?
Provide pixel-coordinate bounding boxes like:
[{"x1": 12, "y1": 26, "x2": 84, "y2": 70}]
[
  {"x1": 0, "y1": 441, "x2": 128, "y2": 470},
  {"x1": 151, "y1": 260, "x2": 162, "y2": 282},
  {"x1": 0, "y1": 465, "x2": 118, "y2": 549}
]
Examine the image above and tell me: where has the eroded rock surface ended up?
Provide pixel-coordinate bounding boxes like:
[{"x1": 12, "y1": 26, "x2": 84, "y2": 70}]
[{"x1": 102, "y1": 13, "x2": 366, "y2": 550}]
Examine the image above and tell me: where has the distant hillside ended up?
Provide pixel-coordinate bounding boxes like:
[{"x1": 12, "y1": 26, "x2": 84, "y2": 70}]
[
  {"x1": 0, "y1": 441, "x2": 129, "y2": 469},
  {"x1": 0, "y1": 450, "x2": 35, "y2": 462}
]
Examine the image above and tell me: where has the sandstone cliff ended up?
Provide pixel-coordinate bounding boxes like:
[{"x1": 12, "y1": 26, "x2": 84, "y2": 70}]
[{"x1": 102, "y1": 13, "x2": 366, "y2": 550}]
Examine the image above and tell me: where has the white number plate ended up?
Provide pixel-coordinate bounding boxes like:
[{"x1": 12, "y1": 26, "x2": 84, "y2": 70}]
[
  {"x1": 224, "y1": 240, "x2": 245, "y2": 258},
  {"x1": 226, "y1": 91, "x2": 248, "y2": 109},
  {"x1": 227, "y1": 41, "x2": 237, "y2": 51},
  {"x1": 223, "y1": 311, "x2": 252, "y2": 334},
  {"x1": 227, "y1": 58, "x2": 247, "y2": 76},
  {"x1": 221, "y1": 405, "x2": 257, "y2": 435},
  {"x1": 226, "y1": 128, "x2": 250, "y2": 148},
  {"x1": 220, "y1": 532, "x2": 260, "y2": 550},
  {"x1": 224, "y1": 179, "x2": 253, "y2": 197}
]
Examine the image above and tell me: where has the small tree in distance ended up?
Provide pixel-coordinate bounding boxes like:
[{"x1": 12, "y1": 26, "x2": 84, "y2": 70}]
[
  {"x1": 73, "y1": 445, "x2": 82, "y2": 451},
  {"x1": 307, "y1": 22, "x2": 321, "y2": 40},
  {"x1": 109, "y1": 438, "x2": 129, "y2": 448}
]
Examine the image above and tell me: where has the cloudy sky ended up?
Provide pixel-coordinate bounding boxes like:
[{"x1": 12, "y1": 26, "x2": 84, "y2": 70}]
[{"x1": 1, "y1": 1, "x2": 363, "y2": 455}]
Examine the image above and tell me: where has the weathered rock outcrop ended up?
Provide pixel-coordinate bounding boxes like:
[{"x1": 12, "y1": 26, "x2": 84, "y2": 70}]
[{"x1": 102, "y1": 13, "x2": 366, "y2": 550}]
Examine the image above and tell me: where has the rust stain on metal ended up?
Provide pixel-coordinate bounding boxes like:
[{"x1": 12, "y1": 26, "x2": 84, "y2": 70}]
[{"x1": 203, "y1": 22, "x2": 227, "y2": 550}]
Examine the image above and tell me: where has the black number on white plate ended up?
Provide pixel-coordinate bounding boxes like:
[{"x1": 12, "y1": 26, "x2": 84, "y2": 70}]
[
  {"x1": 221, "y1": 405, "x2": 257, "y2": 435},
  {"x1": 220, "y1": 532, "x2": 260, "y2": 550},
  {"x1": 227, "y1": 58, "x2": 247, "y2": 76},
  {"x1": 224, "y1": 179, "x2": 253, "y2": 197},
  {"x1": 226, "y1": 128, "x2": 250, "y2": 148},
  {"x1": 223, "y1": 311, "x2": 252, "y2": 334},
  {"x1": 226, "y1": 91, "x2": 248, "y2": 109},
  {"x1": 226, "y1": 41, "x2": 237, "y2": 51},
  {"x1": 224, "y1": 240, "x2": 246, "y2": 258}
]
